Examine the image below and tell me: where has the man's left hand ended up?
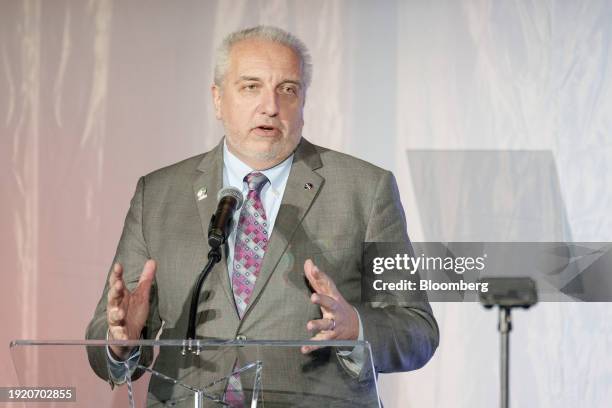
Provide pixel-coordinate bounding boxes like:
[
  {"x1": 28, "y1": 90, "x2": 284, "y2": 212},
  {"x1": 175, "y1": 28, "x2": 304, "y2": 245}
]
[{"x1": 302, "y1": 259, "x2": 359, "y2": 353}]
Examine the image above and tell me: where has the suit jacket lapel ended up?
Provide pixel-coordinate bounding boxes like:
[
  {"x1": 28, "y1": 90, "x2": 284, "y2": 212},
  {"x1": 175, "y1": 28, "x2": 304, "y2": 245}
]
[
  {"x1": 241, "y1": 138, "x2": 324, "y2": 322},
  {"x1": 191, "y1": 140, "x2": 237, "y2": 318}
]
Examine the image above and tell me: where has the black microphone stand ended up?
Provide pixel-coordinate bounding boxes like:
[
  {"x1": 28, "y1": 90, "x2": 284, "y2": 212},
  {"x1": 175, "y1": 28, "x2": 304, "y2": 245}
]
[
  {"x1": 182, "y1": 189, "x2": 242, "y2": 356},
  {"x1": 183, "y1": 247, "x2": 222, "y2": 356}
]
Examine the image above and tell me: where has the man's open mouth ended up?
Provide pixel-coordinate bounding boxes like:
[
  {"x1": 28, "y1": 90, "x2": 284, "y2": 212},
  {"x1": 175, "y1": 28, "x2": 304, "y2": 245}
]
[{"x1": 253, "y1": 125, "x2": 279, "y2": 135}]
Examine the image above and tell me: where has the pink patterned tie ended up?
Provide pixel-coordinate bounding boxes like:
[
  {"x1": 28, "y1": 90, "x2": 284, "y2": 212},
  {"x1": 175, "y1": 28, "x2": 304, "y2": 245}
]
[
  {"x1": 226, "y1": 172, "x2": 269, "y2": 407},
  {"x1": 232, "y1": 171, "x2": 269, "y2": 318}
]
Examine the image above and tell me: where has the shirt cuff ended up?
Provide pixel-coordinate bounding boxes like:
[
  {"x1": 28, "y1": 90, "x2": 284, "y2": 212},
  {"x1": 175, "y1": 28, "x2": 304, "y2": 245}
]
[
  {"x1": 336, "y1": 307, "x2": 365, "y2": 375},
  {"x1": 105, "y1": 330, "x2": 142, "y2": 385}
]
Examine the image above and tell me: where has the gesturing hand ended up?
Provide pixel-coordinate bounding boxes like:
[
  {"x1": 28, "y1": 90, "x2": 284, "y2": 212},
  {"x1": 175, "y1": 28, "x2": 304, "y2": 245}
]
[
  {"x1": 302, "y1": 259, "x2": 359, "y2": 354},
  {"x1": 107, "y1": 260, "x2": 156, "y2": 360}
]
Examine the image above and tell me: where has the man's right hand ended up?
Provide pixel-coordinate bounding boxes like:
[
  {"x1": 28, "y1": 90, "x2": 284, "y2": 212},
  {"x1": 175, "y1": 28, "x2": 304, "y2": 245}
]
[{"x1": 107, "y1": 260, "x2": 156, "y2": 360}]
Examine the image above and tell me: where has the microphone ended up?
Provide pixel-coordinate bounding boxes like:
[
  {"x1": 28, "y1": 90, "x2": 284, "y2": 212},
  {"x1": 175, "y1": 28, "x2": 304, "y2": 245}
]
[{"x1": 208, "y1": 187, "x2": 244, "y2": 249}]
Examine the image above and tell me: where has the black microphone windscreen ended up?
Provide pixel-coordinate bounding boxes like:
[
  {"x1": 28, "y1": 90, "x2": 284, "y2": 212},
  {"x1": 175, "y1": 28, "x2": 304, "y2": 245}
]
[{"x1": 217, "y1": 186, "x2": 244, "y2": 210}]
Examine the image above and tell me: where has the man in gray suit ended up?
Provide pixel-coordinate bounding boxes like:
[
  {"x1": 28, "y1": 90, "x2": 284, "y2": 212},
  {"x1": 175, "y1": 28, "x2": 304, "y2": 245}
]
[{"x1": 86, "y1": 26, "x2": 438, "y2": 406}]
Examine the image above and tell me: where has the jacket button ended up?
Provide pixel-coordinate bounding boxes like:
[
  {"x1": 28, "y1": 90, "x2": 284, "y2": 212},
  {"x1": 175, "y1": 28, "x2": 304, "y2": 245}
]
[{"x1": 236, "y1": 335, "x2": 247, "y2": 341}]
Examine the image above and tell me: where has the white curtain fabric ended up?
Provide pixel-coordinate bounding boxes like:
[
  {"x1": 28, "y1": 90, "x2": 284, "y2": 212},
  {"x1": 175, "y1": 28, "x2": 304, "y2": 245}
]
[{"x1": 1, "y1": 1, "x2": 611, "y2": 406}]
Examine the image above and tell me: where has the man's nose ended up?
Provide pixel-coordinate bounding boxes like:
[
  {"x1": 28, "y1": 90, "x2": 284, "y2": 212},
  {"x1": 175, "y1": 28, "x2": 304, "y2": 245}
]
[{"x1": 259, "y1": 88, "x2": 279, "y2": 117}]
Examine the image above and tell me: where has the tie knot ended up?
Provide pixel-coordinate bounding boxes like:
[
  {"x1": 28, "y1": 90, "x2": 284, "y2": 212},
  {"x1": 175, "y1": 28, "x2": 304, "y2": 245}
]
[{"x1": 244, "y1": 171, "x2": 269, "y2": 192}]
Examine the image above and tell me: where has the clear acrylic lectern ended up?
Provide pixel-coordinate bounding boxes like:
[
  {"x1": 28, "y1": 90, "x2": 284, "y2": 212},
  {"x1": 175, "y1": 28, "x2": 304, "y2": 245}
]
[{"x1": 10, "y1": 339, "x2": 380, "y2": 407}]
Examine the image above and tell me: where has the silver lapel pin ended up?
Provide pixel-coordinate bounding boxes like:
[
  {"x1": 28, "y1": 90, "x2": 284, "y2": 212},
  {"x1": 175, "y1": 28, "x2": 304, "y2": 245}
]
[
  {"x1": 196, "y1": 187, "x2": 208, "y2": 201},
  {"x1": 304, "y1": 183, "x2": 314, "y2": 190}
]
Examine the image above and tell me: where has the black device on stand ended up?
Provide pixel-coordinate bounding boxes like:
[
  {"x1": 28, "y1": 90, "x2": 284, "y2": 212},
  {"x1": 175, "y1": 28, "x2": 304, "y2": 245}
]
[{"x1": 479, "y1": 277, "x2": 538, "y2": 408}]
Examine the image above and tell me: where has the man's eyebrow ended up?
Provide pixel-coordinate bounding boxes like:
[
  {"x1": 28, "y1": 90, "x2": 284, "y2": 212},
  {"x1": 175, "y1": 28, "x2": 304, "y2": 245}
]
[
  {"x1": 235, "y1": 76, "x2": 262, "y2": 84},
  {"x1": 279, "y1": 80, "x2": 302, "y2": 87},
  {"x1": 234, "y1": 76, "x2": 302, "y2": 87}
]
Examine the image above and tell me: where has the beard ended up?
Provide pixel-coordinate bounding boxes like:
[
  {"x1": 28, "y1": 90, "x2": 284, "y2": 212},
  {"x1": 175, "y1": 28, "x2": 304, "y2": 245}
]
[{"x1": 226, "y1": 131, "x2": 301, "y2": 169}]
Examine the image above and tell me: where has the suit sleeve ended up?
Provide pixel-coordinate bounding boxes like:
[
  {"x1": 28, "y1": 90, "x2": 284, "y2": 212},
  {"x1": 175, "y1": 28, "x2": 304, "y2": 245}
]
[
  {"x1": 85, "y1": 176, "x2": 162, "y2": 383},
  {"x1": 353, "y1": 171, "x2": 439, "y2": 373}
]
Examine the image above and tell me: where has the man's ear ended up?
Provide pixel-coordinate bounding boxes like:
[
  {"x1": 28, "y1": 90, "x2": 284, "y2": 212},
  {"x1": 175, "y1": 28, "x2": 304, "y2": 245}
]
[{"x1": 211, "y1": 84, "x2": 222, "y2": 120}]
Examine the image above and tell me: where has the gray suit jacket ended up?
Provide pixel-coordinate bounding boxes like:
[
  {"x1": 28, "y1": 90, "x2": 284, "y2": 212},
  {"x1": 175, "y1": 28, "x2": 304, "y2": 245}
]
[{"x1": 86, "y1": 138, "x2": 439, "y2": 406}]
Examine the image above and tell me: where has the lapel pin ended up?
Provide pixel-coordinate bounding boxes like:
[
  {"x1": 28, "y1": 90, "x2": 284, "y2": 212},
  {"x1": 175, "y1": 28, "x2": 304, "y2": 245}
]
[
  {"x1": 304, "y1": 183, "x2": 314, "y2": 190},
  {"x1": 196, "y1": 187, "x2": 208, "y2": 201}
]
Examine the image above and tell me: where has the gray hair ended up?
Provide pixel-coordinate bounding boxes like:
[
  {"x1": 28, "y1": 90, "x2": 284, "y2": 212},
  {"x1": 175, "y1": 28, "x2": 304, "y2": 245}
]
[{"x1": 214, "y1": 25, "x2": 312, "y2": 89}]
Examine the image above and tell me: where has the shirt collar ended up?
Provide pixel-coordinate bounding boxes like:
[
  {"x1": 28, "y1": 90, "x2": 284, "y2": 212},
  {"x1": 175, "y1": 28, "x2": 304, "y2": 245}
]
[{"x1": 223, "y1": 139, "x2": 294, "y2": 193}]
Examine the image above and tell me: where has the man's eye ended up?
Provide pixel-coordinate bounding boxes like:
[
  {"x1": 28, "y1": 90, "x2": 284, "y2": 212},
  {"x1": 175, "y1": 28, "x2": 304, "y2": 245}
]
[
  {"x1": 243, "y1": 84, "x2": 258, "y2": 91},
  {"x1": 281, "y1": 86, "x2": 297, "y2": 94}
]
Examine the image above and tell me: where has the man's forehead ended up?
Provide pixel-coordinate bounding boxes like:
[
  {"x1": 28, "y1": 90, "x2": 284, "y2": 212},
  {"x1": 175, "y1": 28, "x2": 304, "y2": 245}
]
[{"x1": 227, "y1": 39, "x2": 303, "y2": 79}]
